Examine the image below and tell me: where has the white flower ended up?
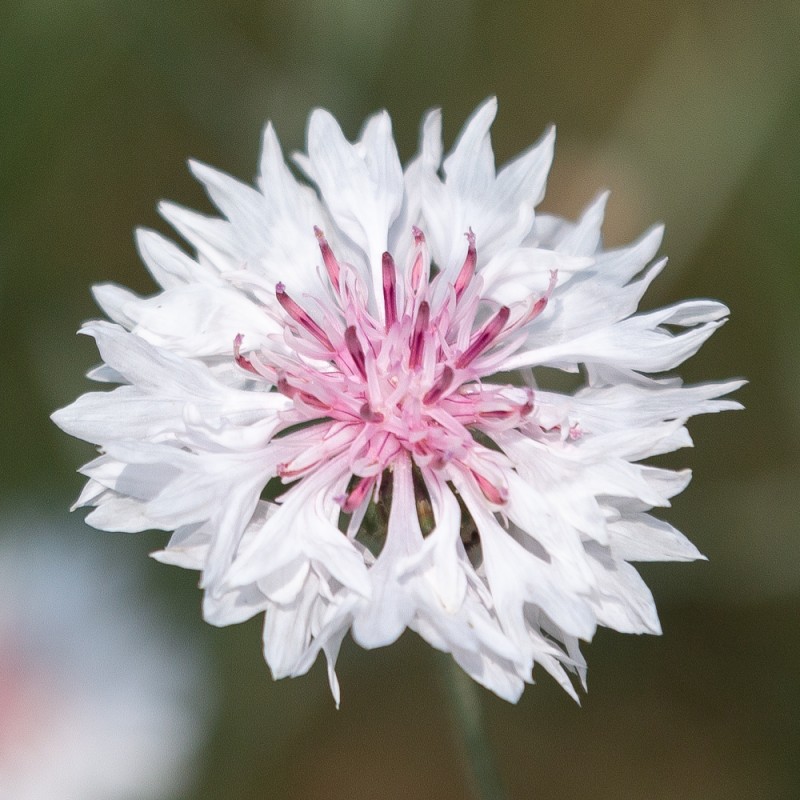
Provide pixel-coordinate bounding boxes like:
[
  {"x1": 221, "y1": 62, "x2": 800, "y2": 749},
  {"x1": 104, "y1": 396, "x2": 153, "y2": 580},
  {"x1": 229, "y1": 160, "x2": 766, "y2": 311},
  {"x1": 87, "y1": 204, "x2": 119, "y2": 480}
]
[
  {"x1": 0, "y1": 511, "x2": 211, "y2": 799},
  {"x1": 52, "y1": 98, "x2": 742, "y2": 705}
]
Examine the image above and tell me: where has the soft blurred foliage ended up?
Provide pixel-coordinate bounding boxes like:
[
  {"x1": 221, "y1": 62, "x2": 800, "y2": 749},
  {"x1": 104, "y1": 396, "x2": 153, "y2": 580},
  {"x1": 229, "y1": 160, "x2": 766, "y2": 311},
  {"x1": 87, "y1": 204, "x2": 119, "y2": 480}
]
[{"x1": 1, "y1": 0, "x2": 798, "y2": 797}]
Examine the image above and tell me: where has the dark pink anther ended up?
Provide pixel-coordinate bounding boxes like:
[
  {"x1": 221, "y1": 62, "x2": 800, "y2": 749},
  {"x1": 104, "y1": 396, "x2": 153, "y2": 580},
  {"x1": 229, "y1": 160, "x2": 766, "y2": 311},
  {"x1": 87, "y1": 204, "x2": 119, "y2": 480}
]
[
  {"x1": 409, "y1": 301, "x2": 430, "y2": 369},
  {"x1": 455, "y1": 305, "x2": 511, "y2": 369},
  {"x1": 453, "y1": 228, "x2": 477, "y2": 300},
  {"x1": 233, "y1": 333, "x2": 259, "y2": 374},
  {"x1": 275, "y1": 282, "x2": 334, "y2": 350},
  {"x1": 340, "y1": 475, "x2": 376, "y2": 513},
  {"x1": 520, "y1": 391, "x2": 534, "y2": 417},
  {"x1": 530, "y1": 297, "x2": 547, "y2": 317},
  {"x1": 431, "y1": 451, "x2": 452, "y2": 470},
  {"x1": 382, "y1": 251, "x2": 397, "y2": 329},
  {"x1": 298, "y1": 392, "x2": 329, "y2": 410},
  {"x1": 478, "y1": 408, "x2": 515, "y2": 421},
  {"x1": 410, "y1": 226, "x2": 426, "y2": 292},
  {"x1": 278, "y1": 461, "x2": 317, "y2": 479},
  {"x1": 527, "y1": 270, "x2": 559, "y2": 323},
  {"x1": 314, "y1": 226, "x2": 341, "y2": 292},
  {"x1": 359, "y1": 403, "x2": 384, "y2": 424},
  {"x1": 344, "y1": 325, "x2": 366, "y2": 377},
  {"x1": 472, "y1": 470, "x2": 508, "y2": 505},
  {"x1": 276, "y1": 374, "x2": 296, "y2": 398},
  {"x1": 277, "y1": 374, "x2": 328, "y2": 410},
  {"x1": 423, "y1": 366, "x2": 454, "y2": 405}
]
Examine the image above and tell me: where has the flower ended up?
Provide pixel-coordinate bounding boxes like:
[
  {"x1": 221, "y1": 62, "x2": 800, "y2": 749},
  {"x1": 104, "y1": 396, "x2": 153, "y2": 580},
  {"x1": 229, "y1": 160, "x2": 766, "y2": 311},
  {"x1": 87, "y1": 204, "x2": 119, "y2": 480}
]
[
  {"x1": 0, "y1": 510, "x2": 211, "y2": 798},
  {"x1": 52, "y1": 98, "x2": 742, "y2": 705}
]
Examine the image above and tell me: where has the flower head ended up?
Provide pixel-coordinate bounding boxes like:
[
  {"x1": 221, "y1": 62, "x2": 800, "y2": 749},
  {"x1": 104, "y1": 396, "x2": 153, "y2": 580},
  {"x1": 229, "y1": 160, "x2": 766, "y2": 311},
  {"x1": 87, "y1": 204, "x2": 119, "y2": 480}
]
[
  {"x1": 238, "y1": 223, "x2": 549, "y2": 511},
  {"x1": 53, "y1": 99, "x2": 742, "y2": 704}
]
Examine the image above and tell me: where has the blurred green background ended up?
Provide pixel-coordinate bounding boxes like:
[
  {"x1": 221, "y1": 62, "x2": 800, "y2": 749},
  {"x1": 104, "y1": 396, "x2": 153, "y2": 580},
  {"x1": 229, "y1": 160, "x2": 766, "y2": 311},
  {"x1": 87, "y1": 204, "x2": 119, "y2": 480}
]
[{"x1": 1, "y1": 0, "x2": 798, "y2": 797}]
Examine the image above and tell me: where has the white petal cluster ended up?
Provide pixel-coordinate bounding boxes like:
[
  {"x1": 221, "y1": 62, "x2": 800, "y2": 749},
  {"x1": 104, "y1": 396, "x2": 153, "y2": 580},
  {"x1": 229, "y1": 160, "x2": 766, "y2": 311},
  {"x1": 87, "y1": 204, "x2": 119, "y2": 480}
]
[{"x1": 53, "y1": 99, "x2": 741, "y2": 704}]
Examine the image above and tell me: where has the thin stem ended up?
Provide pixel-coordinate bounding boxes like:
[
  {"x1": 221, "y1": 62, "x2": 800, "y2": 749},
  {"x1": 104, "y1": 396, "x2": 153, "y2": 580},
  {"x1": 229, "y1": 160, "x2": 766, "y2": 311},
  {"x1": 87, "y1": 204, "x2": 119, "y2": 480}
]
[{"x1": 441, "y1": 657, "x2": 509, "y2": 800}]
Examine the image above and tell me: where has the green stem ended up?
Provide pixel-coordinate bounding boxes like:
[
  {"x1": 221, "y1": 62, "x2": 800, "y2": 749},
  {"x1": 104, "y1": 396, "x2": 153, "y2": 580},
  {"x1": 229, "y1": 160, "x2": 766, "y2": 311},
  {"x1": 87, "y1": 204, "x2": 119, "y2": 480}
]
[{"x1": 441, "y1": 657, "x2": 508, "y2": 800}]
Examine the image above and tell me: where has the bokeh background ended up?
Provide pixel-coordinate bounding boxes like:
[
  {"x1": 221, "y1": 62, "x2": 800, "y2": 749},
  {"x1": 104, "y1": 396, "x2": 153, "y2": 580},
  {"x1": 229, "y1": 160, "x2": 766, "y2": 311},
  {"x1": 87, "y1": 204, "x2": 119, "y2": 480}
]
[{"x1": 1, "y1": 1, "x2": 798, "y2": 798}]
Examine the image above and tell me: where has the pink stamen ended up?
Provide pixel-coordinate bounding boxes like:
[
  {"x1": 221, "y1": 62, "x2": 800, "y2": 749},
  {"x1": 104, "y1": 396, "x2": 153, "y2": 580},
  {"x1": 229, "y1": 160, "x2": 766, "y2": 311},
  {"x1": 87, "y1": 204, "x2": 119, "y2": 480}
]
[
  {"x1": 277, "y1": 375, "x2": 328, "y2": 410},
  {"x1": 382, "y1": 252, "x2": 397, "y2": 329},
  {"x1": 453, "y1": 229, "x2": 477, "y2": 300},
  {"x1": 472, "y1": 470, "x2": 508, "y2": 505},
  {"x1": 344, "y1": 325, "x2": 366, "y2": 377},
  {"x1": 520, "y1": 390, "x2": 535, "y2": 417},
  {"x1": 423, "y1": 366, "x2": 454, "y2": 405},
  {"x1": 297, "y1": 392, "x2": 330, "y2": 411},
  {"x1": 359, "y1": 403, "x2": 384, "y2": 424},
  {"x1": 455, "y1": 305, "x2": 511, "y2": 368},
  {"x1": 233, "y1": 224, "x2": 538, "y2": 503},
  {"x1": 278, "y1": 460, "x2": 318, "y2": 479},
  {"x1": 275, "y1": 282, "x2": 334, "y2": 350},
  {"x1": 233, "y1": 334, "x2": 258, "y2": 374},
  {"x1": 477, "y1": 409, "x2": 515, "y2": 421},
  {"x1": 431, "y1": 451, "x2": 452, "y2": 470},
  {"x1": 410, "y1": 226, "x2": 426, "y2": 292},
  {"x1": 409, "y1": 301, "x2": 430, "y2": 369},
  {"x1": 314, "y1": 226, "x2": 341, "y2": 292},
  {"x1": 526, "y1": 270, "x2": 559, "y2": 324},
  {"x1": 339, "y1": 475, "x2": 376, "y2": 513},
  {"x1": 276, "y1": 375, "x2": 295, "y2": 397}
]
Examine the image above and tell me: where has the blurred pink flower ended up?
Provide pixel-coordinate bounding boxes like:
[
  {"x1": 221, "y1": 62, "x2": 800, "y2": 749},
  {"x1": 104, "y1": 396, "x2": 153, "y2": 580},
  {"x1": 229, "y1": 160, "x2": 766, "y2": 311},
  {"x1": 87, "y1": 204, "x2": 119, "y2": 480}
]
[
  {"x1": 0, "y1": 513, "x2": 210, "y2": 799},
  {"x1": 53, "y1": 99, "x2": 741, "y2": 704}
]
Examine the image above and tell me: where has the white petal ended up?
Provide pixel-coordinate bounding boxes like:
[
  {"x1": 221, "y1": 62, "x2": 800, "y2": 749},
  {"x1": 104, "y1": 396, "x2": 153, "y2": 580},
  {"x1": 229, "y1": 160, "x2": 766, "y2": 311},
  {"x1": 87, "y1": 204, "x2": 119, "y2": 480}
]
[
  {"x1": 583, "y1": 543, "x2": 662, "y2": 634},
  {"x1": 113, "y1": 284, "x2": 277, "y2": 357},
  {"x1": 351, "y1": 456, "x2": 422, "y2": 648},
  {"x1": 387, "y1": 107, "x2": 443, "y2": 265},
  {"x1": 456, "y1": 475, "x2": 597, "y2": 643},
  {"x1": 397, "y1": 471, "x2": 466, "y2": 611},
  {"x1": 442, "y1": 97, "x2": 497, "y2": 197},
  {"x1": 493, "y1": 125, "x2": 554, "y2": 209},
  {"x1": 202, "y1": 581, "x2": 268, "y2": 626},
  {"x1": 227, "y1": 458, "x2": 371, "y2": 599},
  {"x1": 159, "y1": 201, "x2": 244, "y2": 273},
  {"x1": 532, "y1": 190, "x2": 609, "y2": 255},
  {"x1": 607, "y1": 512, "x2": 705, "y2": 562},
  {"x1": 302, "y1": 108, "x2": 404, "y2": 304},
  {"x1": 136, "y1": 227, "x2": 218, "y2": 289},
  {"x1": 189, "y1": 159, "x2": 270, "y2": 246},
  {"x1": 262, "y1": 578, "x2": 320, "y2": 678},
  {"x1": 504, "y1": 300, "x2": 729, "y2": 373}
]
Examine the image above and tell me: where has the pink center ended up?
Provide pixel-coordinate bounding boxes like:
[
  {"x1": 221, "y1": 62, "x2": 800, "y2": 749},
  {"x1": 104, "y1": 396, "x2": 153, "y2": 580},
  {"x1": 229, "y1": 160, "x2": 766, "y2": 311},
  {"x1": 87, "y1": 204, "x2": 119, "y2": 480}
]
[{"x1": 235, "y1": 227, "x2": 556, "y2": 512}]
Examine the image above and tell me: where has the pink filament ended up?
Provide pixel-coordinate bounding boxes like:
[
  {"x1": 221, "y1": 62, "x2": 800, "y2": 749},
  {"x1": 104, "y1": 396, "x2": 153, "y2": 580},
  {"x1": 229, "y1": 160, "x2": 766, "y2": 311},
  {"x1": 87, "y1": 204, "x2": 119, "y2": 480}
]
[
  {"x1": 453, "y1": 229, "x2": 477, "y2": 300},
  {"x1": 472, "y1": 470, "x2": 508, "y2": 504},
  {"x1": 423, "y1": 366, "x2": 454, "y2": 405},
  {"x1": 233, "y1": 333, "x2": 258, "y2": 374},
  {"x1": 382, "y1": 252, "x2": 397, "y2": 329},
  {"x1": 275, "y1": 283, "x2": 334, "y2": 350},
  {"x1": 409, "y1": 301, "x2": 430, "y2": 370},
  {"x1": 314, "y1": 226, "x2": 341, "y2": 292},
  {"x1": 455, "y1": 305, "x2": 511, "y2": 368},
  {"x1": 340, "y1": 475, "x2": 376, "y2": 512},
  {"x1": 344, "y1": 326, "x2": 366, "y2": 378}
]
